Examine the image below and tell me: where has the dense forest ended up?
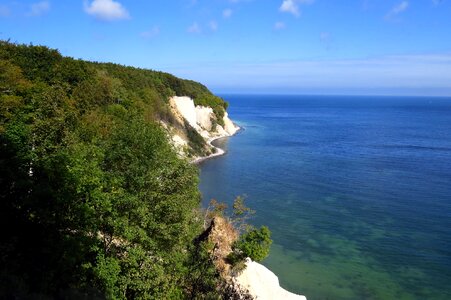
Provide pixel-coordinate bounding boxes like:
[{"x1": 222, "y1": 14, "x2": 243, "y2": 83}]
[
  {"x1": 0, "y1": 41, "x2": 232, "y2": 299},
  {"x1": 0, "y1": 41, "x2": 271, "y2": 299}
]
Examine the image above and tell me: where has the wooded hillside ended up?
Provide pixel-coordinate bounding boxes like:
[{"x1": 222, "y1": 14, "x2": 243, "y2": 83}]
[{"x1": 0, "y1": 41, "x2": 225, "y2": 299}]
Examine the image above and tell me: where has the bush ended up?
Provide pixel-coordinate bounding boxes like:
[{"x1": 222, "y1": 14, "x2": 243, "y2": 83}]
[{"x1": 230, "y1": 226, "x2": 272, "y2": 263}]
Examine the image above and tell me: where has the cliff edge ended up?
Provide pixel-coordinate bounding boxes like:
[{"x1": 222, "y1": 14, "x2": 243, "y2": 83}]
[
  {"x1": 235, "y1": 258, "x2": 307, "y2": 300},
  {"x1": 167, "y1": 96, "x2": 239, "y2": 161}
]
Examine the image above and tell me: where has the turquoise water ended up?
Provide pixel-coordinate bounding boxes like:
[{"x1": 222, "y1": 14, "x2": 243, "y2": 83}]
[{"x1": 198, "y1": 95, "x2": 451, "y2": 300}]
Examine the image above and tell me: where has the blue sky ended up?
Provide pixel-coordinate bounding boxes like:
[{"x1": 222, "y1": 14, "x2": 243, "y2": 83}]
[{"x1": 1, "y1": 0, "x2": 451, "y2": 96}]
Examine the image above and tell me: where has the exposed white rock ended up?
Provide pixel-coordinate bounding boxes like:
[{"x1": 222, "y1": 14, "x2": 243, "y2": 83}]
[
  {"x1": 171, "y1": 96, "x2": 239, "y2": 138},
  {"x1": 195, "y1": 105, "x2": 214, "y2": 131},
  {"x1": 235, "y1": 258, "x2": 307, "y2": 300},
  {"x1": 223, "y1": 111, "x2": 239, "y2": 136},
  {"x1": 169, "y1": 96, "x2": 240, "y2": 161},
  {"x1": 172, "y1": 96, "x2": 200, "y2": 131}
]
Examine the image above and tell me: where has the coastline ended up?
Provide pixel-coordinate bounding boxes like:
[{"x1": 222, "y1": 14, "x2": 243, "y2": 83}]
[{"x1": 192, "y1": 126, "x2": 242, "y2": 165}]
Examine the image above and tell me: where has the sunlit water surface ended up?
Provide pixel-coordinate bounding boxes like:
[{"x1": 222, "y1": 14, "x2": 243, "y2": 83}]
[{"x1": 198, "y1": 95, "x2": 451, "y2": 300}]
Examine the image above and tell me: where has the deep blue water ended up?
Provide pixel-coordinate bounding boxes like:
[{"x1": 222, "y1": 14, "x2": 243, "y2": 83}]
[{"x1": 198, "y1": 95, "x2": 451, "y2": 300}]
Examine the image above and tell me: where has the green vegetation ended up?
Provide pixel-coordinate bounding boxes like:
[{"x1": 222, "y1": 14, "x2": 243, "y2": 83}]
[
  {"x1": 184, "y1": 120, "x2": 209, "y2": 157},
  {"x1": 0, "y1": 40, "x2": 228, "y2": 135},
  {"x1": 192, "y1": 94, "x2": 228, "y2": 128},
  {"x1": 206, "y1": 197, "x2": 273, "y2": 269},
  {"x1": 231, "y1": 226, "x2": 272, "y2": 262},
  {"x1": 0, "y1": 41, "x2": 228, "y2": 299},
  {"x1": 229, "y1": 196, "x2": 272, "y2": 263}
]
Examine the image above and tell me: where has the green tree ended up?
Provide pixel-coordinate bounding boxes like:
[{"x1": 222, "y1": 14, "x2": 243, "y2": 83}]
[{"x1": 233, "y1": 226, "x2": 272, "y2": 262}]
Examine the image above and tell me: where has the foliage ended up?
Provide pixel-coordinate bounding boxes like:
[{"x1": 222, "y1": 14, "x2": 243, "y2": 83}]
[
  {"x1": 0, "y1": 41, "x2": 226, "y2": 299},
  {"x1": 231, "y1": 196, "x2": 255, "y2": 233},
  {"x1": 186, "y1": 240, "x2": 222, "y2": 299},
  {"x1": 0, "y1": 40, "x2": 227, "y2": 153},
  {"x1": 192, "y1": 94, "x2": 228, "y2": 127},
  {"x1": 184, "y1": 120, "x2": 208, "y2": 157},
  {"x1": 232, "y1": 226, "x2": 272, "y2": 263},
  {"x1": 205, "y1": 197, "x2": 272, "y2": 266}
]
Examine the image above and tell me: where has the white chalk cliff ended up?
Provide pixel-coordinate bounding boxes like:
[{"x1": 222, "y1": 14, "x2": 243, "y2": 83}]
[
  {"x1": 235, "y1": 258, "x2": 307, "y2": 300},
  {"x1": 168, "y1": 96, "x2": 239, "y2": 161}
]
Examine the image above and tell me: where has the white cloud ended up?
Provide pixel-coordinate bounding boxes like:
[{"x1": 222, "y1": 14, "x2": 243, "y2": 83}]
[
  {"x1": 209, "y1": 21, "x2": 218, "y2": 31},
  {"x1": 187, "y1": 22, "x2": 201, "y2": 34},
  {"x1": 141, "y1": 26, "x2": 160, "y2": 39},
  {"x1": 27, "y1": 1, "x2": 50, "y2": 16},
  {"x1": 84, "y1": 0, "x2": 130, "y2": 21},
  {"x1": 223, "y1": 8, "x2": 233, "y2": 18},
  {"x1": 280, "y1": 0, "x2": 314, "y2": 17},
  {"x1": 280, "y1": 0, "x2": 299, "y2": 16},
  {"x1": 386, "y1": 1, "x2": 409, "y2": 19},
  {"x1": 274, "y1": 21, "x2": 286, "y2": 30}
]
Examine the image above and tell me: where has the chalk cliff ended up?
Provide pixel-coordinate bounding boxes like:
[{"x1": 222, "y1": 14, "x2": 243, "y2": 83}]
[
  {"x1": 235, "y1": 258, "x2": 307, "y2": 300},
  {"x1": 167, "y1": 96, "x2": 239, "y2": 161}
]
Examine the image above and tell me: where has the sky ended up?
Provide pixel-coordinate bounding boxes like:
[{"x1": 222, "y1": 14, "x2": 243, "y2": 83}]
[{"x1": 1, "y1": 0, "x2": 451, "y2": 96}]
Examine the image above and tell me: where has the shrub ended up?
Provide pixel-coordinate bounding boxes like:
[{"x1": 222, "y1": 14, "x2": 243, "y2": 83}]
[{"x1": 230, "y1": 226, "x2": 272, "y2": 263}]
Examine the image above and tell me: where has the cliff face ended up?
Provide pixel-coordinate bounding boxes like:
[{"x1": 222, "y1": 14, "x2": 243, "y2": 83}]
[
  {"x1": 235, "y1": 258, "x2": 307, "y2": 300},
  {"x1": 166, "y1": 96, "x2": 239, "y2": 160}
]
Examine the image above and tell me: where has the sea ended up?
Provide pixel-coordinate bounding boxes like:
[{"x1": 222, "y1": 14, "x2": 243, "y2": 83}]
[{"x1": 198, "y1": 95, "x2": 451, "y2": 300}]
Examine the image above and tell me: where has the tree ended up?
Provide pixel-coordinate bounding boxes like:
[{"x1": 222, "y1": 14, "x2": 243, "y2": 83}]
[{"x1": 233, "y1": 226, "x2": 272, "y2": 262}]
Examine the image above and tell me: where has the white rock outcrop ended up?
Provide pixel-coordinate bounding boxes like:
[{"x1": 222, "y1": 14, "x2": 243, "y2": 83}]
[
  {"x1": 223, "y1": 111, "x2": 239, "y2": 136},
  {"x1": 171, "y1": 96, "x2": 199, "y2": 130},
  {"x1": 195, "y1": 105, "x2": 214, "y2": 131},
  {"x1": 235, "y1": 258, "x2": 307, "y2": 300},
  {"x1": 171, "y1": 96, "x2": 239, "y2": 138},
  {"x1": 169, "y1": 96, "x2": 240, "y2": 161}
]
